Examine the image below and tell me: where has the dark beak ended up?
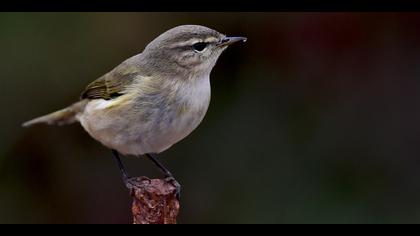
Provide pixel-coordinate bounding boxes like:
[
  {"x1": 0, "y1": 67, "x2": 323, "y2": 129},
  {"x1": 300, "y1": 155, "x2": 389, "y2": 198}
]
[{"x1": 217, "y1": 36, "x2": 247, "y2": 47}]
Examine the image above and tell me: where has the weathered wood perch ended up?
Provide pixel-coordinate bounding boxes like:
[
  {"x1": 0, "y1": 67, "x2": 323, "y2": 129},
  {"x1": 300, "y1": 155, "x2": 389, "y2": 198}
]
[{"x1": 128, "y1": 177, "x2": 180, "y2": 224}]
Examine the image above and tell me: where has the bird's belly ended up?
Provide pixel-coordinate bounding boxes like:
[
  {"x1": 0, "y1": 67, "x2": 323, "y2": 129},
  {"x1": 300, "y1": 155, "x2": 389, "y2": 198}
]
[
  {"x1": 80, "y1": 87, "x2": 210, "y2": 156},
  {"x1": 144, "y1": 106, "x2": 208, "y2": 154}
]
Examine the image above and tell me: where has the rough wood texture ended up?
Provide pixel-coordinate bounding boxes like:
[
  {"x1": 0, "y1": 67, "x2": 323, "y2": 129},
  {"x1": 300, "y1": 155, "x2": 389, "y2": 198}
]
[{"x1": 129, "y1": 177, "x2": 180, "y2": 224}]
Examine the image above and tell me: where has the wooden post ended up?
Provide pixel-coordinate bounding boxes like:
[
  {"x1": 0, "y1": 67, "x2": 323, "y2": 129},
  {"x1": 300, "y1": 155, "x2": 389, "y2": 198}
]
[{"x1": 128, "y1": 177, "x2": 180, "y2": 224}]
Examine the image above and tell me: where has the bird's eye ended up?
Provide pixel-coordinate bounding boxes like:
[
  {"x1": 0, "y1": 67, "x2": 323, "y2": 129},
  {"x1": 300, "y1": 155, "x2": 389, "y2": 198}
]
[{"x1": 192, "y1": 42, "x2": 208, "y2": 52}]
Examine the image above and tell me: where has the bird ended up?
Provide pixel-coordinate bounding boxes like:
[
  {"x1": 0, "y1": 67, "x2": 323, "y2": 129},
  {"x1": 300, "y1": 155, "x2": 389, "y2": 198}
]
[{"x1": 23, "y1": 25, "x2": 247, "y2": 195}]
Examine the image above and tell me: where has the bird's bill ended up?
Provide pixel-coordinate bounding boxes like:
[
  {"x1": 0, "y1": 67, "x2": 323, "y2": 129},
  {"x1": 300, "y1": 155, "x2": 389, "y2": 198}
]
[{"x1": 217, "y1": 36, "x2": 247, "y2": 47}]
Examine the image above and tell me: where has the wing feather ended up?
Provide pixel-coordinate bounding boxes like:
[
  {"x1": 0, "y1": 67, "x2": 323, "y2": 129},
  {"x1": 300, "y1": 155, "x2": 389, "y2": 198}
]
[{"x1": 80, "y1": 62, "x2": 141, "y2": 100}]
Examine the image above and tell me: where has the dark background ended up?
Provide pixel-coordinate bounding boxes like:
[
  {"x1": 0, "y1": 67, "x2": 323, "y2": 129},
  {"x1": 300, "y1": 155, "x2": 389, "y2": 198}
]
[{"x1": 1, "y1": 12, "x2": 420, "y2": 223}]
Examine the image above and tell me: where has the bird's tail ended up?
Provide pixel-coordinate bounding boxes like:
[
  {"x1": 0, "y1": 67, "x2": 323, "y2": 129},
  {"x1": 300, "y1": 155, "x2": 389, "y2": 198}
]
[{"x1": 22, "y1": 100, "x2": 87, "y2": 127}]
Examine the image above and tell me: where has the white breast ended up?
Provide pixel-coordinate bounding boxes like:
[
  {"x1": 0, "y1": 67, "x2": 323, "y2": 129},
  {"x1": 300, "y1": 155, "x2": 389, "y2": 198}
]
[{"x1": 147, "y1": 75, "x2": 211, "y2": 153}]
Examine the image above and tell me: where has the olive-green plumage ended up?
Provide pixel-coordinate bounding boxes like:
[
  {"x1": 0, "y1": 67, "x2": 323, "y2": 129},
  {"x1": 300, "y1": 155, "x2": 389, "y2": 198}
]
[{"x1": 81, "y1": 64, "x2": 140, "y2": 100}]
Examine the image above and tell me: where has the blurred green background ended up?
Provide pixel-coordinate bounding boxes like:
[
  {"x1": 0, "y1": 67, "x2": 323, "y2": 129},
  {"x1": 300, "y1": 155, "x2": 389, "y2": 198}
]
[{"x1": 2, "y1": 12, "x2": 420, "y2": 224}]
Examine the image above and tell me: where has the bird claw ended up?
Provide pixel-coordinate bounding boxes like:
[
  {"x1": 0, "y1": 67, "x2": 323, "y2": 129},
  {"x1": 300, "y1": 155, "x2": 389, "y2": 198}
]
[
  {"x1": 123, "y1": 176, "x2": 150, "y2": 190},
  {"x1": 123, "y1": 175, "x2": 181, "y2": 200},
  {"x1": 165, "y1": 176, "x2": 181, "y2": 201}
]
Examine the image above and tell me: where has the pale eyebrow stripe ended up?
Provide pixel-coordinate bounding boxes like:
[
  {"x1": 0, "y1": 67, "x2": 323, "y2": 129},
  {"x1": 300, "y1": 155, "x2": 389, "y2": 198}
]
[
  {"x1": 203, "y1": 37, "x2": 219, "y2": 43},
  {"x1": 171, "y1": 39, "x2": 201, "y2": 48},
  {"x1": 170, "y1": 37, "x2": 219, "y2": 48}
]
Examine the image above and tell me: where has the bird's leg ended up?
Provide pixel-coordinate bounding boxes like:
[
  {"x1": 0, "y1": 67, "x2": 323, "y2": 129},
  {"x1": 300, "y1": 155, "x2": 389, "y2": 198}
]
[
  {"x1": 145, "y1": 153, "x2": 173, "y2": 177},
  {"x1": 145, "y1": 153, "x2": 181, "y2": 199},
  {"x1": 112, "y1": 149, "x2": 148, "y2": 189},
  {"x1": 112, "y1": 149, "x2": 129, "y2": 181}
]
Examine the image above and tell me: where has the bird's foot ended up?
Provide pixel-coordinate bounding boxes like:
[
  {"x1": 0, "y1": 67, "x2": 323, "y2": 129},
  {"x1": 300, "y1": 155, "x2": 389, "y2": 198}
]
[
  {"x1": 123, "y1": 176, "x2": 151, "y2": 190},
  {"x1": 165, "y1": 176, "x2": 181, "y2": 201}
]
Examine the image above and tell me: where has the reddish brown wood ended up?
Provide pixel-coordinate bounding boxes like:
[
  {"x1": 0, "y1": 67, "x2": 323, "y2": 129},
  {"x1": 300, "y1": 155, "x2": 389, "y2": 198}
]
[{"x1": 129, "y1": 177, "x2": 180, "y2": 224}]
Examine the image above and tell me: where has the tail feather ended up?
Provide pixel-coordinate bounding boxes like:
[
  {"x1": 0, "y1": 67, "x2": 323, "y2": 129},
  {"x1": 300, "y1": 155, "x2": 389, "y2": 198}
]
[{"x1": 22, "y1": 100, "x2": 87, "y2": 127}]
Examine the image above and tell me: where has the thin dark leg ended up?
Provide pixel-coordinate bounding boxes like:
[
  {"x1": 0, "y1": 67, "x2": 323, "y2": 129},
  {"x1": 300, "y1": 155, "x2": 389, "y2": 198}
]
[
  {"x1": 145, "y1": 153, "x2": 173, "y2": 178},
  {"x1": 145, "y1": 153, "x2": 181, "y2": 199},
  {"x1": 112, "y1": 149, "x2": 129, "y2": 181}
]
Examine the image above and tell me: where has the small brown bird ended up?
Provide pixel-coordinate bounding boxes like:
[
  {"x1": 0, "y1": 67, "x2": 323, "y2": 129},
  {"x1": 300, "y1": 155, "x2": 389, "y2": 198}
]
[{"x1": 23, "y1": 25, "x2": 247, "y2": 194}]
